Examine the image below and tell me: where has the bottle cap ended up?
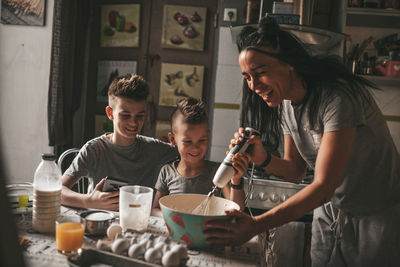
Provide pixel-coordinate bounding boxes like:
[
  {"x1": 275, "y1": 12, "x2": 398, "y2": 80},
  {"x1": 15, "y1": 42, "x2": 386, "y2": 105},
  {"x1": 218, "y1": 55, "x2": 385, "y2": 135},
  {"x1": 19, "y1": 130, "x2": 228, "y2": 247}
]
[{"x1": 41, "y1": 154, "x2": 56, "y2": 161}]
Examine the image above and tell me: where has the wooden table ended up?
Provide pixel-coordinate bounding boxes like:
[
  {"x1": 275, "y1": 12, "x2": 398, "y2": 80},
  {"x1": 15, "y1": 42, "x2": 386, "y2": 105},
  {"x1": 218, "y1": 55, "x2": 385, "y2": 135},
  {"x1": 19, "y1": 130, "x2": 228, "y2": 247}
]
[{"x1": 17, "y1": 206, "x2": 261, "y2": 267}]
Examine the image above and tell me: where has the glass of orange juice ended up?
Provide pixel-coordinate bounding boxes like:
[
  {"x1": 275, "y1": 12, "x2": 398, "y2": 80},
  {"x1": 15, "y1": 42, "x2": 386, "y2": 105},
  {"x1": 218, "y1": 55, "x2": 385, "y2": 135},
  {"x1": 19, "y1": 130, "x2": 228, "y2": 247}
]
[{"x1": 55, "y1": 215, "x2": 85, "y2": 256}]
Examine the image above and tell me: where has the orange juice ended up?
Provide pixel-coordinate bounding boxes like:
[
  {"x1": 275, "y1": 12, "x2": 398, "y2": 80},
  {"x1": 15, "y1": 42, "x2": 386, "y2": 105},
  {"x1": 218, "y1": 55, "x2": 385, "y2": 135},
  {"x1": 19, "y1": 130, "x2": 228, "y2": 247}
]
[{"x1": 56, "y1": 222, "x2": 84, "y2": 252}]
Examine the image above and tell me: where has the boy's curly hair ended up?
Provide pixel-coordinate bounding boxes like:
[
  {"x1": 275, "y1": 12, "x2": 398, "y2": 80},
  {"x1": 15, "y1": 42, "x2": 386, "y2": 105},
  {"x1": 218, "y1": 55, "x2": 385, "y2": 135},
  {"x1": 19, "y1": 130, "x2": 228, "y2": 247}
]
[
  {"x1": 171, "y1": 97, "x2": 208, "y2": 128},
  {"x1": 108, "y1": 73, "x2": 149, "y2": 101}
]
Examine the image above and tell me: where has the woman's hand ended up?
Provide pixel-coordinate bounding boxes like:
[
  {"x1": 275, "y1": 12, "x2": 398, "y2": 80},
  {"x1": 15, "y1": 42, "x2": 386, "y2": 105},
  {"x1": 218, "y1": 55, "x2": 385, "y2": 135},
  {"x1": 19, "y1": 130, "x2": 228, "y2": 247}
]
[
  {"x1": 230, "y1": 127, "x2": 268, "y2": 166},
  {"x1": 204, "y1": 209, "x2": 261, "y2": 246},
  {"x1": 85, "y1": 178, "x2": 119, "y2": 211},
  {"x1": 231, "y1": 153, "x2": 250, "y2": 184}
]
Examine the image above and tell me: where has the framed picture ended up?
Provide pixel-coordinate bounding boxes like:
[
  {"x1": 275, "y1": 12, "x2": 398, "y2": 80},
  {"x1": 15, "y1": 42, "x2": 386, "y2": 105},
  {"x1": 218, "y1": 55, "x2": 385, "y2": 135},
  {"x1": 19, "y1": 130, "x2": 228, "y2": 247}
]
[
  {"x1": 155, "y1": 120, "x2": 171, "y2": 143},
  {"x1": 95, "y1": 115, "x2": 113, "y2": 137},
  {"x1": 97, "y1": 60, "x2": 137, "y2": 102},
  {"x1": 159, "y1": 63, "x2": 204, "y2": 107},
  {"x1": 161, "y1": 5, "x2": 206, "y2": 51},
  {"x1": 100, "y1": 4, "x2": 140, "y2": 47},
  {"x1": 1, "y1": 0, "x2": 46, "y2": 26}
]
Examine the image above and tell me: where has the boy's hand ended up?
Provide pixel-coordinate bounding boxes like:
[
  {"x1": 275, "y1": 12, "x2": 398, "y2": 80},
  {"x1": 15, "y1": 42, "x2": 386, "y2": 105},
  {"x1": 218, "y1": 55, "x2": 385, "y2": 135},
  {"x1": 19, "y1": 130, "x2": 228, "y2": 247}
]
[
  {"x1": 85, "y1": 178, "x2": 119, "y2": 211},
  {"x1": 231, "y1": 153, "x2": 250, "y2": 184}
]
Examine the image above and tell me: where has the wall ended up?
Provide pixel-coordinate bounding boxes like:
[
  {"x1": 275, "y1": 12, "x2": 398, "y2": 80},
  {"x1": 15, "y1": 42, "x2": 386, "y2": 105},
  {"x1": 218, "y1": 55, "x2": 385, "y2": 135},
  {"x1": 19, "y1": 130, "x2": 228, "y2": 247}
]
[
  {"x1": 0, "y1": 0, "x2": 54, "y2": 184},
  {"x1": 209, "y1": 26, "x2": 243, "y2": 162}
]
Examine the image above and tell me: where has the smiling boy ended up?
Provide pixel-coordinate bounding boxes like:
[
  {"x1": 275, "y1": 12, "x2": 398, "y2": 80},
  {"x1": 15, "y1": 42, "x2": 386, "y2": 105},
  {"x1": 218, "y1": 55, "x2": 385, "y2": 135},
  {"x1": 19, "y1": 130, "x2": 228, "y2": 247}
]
[
  {"x1": 61, "y1": 74, "x2": 178, "y2": 210},
  {"x1": 151, "y1": 97, "x2": 248, "y2": 217}
]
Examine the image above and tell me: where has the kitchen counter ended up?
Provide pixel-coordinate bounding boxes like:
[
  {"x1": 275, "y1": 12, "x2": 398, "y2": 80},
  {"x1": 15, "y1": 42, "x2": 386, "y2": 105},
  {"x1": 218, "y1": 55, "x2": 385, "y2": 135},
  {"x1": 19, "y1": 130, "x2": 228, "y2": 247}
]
[{"x1": 16, "y1": 206, "x2": 261, "y2": 267}]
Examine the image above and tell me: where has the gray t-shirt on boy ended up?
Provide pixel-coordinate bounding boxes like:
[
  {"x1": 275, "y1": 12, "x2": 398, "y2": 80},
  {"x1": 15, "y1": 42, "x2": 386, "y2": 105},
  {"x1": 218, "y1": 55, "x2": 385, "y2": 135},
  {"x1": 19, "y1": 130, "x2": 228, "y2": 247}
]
[
  {"x1": 155, "y1": 160, "x2": 220, "y2": 195},
  {"x1": 64, "y1": 134, "x2": 178, "y2": 188},
  {"x1": 281, "y1": 88, "x2": 400, "y2": 216}
]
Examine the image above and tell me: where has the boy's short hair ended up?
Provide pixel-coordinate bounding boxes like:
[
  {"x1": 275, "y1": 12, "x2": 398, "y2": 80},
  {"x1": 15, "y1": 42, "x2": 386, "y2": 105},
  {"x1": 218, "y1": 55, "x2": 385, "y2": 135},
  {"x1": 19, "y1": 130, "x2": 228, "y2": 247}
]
[
  {"x1": 171, "y1": 97, "x2": 208, "y2": 130},
  {"x1": 108, "y1": 73, "x2": 149, "y2": 102}
]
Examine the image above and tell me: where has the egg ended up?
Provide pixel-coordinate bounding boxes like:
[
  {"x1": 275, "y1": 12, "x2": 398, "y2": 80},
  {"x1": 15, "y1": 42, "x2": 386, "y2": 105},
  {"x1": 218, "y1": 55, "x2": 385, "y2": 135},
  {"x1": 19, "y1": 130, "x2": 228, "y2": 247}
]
[
  {"x1": 161, "y1": 250, "x2": 180, "y2": 266},
  {"x1": 144, "y1": 247, "x2": 162, "y2": 263},
  {"x1": 96, "y1": 239, "x2": 112, "y2": 251},
  {"x1": 128, "y1": 243, "x2": 146, "y2": 258},
  {"x1": 171, "y1": 244, "x2": 188, "y2": 259},
  {"x1": 107, "y1": 223, "x2": 122, "y2": 240},
  {"x1": 153, "y1": 242, "x2": 166, "y2": 251},
  {"x1": 111, "y1": 238, "x2": 130, "y2": 255}
]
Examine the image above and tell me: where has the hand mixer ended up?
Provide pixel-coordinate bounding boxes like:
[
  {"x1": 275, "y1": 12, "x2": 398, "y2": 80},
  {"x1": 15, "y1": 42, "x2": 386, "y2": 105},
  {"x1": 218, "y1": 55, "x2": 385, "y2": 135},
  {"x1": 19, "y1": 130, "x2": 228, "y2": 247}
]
[{"x1": 208, "y1": 127, "x2": 260, "y2": 197}]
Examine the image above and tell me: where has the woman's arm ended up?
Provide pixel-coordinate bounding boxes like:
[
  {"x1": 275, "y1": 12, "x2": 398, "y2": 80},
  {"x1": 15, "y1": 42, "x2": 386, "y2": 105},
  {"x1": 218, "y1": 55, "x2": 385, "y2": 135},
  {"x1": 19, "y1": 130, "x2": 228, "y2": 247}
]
[
  {"x1": 151, "y1": 190, "x2": 168, "y2": 217},
  {"x1": 264, "y1": 134, "x2": 307, "y2": 183},
  {"x1": 206, "y1": 127, "x2": 356, "y2": 245}
]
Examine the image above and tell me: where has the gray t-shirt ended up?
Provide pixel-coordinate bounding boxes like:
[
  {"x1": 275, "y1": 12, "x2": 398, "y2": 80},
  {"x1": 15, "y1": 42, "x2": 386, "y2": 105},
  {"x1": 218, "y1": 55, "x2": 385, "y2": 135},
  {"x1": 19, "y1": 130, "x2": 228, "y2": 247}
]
[
  {"x1": 64, "y1": 134, "x2": 178, "y2": 188},
  {"x1": 155, "y1": 160, "x2": 220, "y2": 195},
  {"x1": 281, "y1": 88, "x2": 400, "y2": 215}
]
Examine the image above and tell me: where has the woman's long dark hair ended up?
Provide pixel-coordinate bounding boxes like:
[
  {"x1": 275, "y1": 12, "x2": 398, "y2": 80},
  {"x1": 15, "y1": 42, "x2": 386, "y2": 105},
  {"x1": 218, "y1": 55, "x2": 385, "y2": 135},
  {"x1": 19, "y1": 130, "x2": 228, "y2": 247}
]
[{"x1": 239, "y1": 16, "x2": 377, "y2": 150}]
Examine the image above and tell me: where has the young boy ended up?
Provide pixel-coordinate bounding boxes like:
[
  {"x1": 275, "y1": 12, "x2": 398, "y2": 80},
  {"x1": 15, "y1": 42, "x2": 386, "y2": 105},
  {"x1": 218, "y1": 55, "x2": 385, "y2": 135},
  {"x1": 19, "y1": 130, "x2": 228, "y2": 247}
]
[
  {"x1": 151, "y1": 97, "x2": 249, "y2": 217},
  {"x1": 61, "y1": 74, "x2": 178, "y2": 211}
]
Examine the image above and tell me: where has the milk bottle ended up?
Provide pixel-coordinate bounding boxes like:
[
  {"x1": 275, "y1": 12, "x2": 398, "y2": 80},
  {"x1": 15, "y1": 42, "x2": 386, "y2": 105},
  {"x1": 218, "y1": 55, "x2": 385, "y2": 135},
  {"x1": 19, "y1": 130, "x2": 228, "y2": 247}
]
[{"x1": 32, "y1": 154, "x2": 62, "y2": 233}]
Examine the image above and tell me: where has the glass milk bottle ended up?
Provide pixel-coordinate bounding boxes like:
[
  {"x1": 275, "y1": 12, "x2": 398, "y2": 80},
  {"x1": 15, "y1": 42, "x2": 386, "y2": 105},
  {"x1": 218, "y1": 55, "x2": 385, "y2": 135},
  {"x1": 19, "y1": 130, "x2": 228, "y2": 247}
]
[{"x1": 32, "y1": 154, "x2": 62, "y2": 233}]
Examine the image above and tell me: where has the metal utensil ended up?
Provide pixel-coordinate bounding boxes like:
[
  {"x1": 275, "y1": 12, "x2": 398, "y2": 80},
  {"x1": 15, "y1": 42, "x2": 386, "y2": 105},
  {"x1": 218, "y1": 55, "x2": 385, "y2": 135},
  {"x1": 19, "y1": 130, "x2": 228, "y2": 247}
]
[{"x1": 79, "y1": 210, "x2": 116, "y2": 236}]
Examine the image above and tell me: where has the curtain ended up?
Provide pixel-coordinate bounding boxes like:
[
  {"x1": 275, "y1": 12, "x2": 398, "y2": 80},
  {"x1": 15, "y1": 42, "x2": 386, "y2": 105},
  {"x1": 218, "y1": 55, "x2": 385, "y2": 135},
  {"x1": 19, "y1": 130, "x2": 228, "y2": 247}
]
[{"x1": 47, "y1": 0, "x2": 91, "y2": 156}]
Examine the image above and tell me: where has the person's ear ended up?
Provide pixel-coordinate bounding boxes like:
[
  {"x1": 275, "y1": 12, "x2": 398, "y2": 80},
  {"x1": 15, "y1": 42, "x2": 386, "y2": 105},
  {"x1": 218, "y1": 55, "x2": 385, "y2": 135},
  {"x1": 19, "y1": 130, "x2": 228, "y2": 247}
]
[
  {"x1": 168, "y1": 132, "x2": 176, "y2": 145},
  {"x1": 105, "y1": 106, "x2": 113, "y2": 120}
]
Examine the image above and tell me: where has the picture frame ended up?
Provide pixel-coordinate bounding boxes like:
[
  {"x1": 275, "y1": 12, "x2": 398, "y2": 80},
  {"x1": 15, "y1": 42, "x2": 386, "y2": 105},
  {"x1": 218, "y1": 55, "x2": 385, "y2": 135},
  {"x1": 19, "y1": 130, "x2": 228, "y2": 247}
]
[
  {"x1": 159, "y1": 63, "x2": 204, "y2": 107},
  {"x1": 100, "y1": 4, "x2": 140, "y2": 47},
  {"x1": 95, "y1": 115, "x2": 113, "y2": 137},
  {"x1": 97, "y1": 60, "x2": 137, "y2": 102},
  {"x1": 161, "y1": 5, "x2": 207, "y2": 51},
  {"x1": 1, "y1": 0, "x2": 46, "y2": 26}
]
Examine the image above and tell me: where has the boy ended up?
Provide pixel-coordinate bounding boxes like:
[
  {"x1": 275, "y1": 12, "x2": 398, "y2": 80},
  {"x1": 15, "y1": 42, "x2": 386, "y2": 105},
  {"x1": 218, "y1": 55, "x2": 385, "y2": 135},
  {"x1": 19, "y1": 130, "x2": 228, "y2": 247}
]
[
  {"x1": 61, "y1": 74, "x2": 178, "y2": 211},
  {"x1": 151, "y1": 97, "x2": 248, "y2": 217}
]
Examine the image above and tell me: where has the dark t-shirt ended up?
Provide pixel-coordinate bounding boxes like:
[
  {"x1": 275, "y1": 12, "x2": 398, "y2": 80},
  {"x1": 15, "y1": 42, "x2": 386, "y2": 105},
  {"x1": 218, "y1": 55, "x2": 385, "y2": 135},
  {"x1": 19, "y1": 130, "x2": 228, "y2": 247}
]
[
  {"x1": 64, "y1": 134, "x2": 178, "y2": 188},
  {"x1": 155, "y1": 160, "x2": 220, "y2": 195}
]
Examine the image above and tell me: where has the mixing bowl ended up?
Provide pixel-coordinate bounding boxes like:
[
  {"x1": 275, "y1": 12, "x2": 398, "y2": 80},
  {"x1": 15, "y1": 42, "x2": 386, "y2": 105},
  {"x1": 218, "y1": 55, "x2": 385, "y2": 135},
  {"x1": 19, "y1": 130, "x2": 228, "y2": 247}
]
[{"x1": 159, "y1": 194, "x2": 240, "y2": 248}]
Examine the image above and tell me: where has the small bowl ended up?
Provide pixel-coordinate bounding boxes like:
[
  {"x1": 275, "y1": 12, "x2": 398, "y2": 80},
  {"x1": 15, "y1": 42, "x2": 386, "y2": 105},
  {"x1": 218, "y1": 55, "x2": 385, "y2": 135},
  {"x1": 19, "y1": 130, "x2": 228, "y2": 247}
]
[
  {"x1": 79, "y1": 210, "x2": 115, "y2": 236},
  {"x1": 159, "y1": 194, "x2": 239, "y2": 248}
]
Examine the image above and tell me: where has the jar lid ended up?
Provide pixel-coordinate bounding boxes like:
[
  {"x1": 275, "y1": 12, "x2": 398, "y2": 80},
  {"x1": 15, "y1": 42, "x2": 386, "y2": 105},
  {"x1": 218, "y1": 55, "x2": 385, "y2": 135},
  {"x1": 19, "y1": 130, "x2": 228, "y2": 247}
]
[{"x1": 42, "y1": 153, "x2": 56, "y2": 161}]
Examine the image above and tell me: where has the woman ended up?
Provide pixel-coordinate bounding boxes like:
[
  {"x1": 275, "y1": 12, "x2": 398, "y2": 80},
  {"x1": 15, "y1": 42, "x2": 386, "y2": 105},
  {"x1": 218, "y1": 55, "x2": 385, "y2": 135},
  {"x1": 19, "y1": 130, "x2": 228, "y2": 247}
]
[{"x1": 204, "y1": 17, "x2": 400, "y2": 267}]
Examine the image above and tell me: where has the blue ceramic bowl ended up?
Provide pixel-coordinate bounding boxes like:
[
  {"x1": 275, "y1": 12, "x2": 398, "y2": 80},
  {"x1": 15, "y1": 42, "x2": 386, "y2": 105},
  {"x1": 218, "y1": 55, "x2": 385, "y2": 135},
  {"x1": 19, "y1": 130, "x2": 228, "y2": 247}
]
[{"x1": 159, "y1": 193, "x2": 239, "y2": 249}]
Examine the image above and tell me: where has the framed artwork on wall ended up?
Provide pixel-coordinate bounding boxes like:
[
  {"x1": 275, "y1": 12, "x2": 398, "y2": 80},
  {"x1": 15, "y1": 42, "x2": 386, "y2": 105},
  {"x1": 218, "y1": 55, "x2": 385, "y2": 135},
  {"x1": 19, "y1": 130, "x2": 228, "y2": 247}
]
[
  {"x1": 100, "y1": 4, "x2": 140, "y2": 47},
  {"x1": 1, "y1": 0, "x2": 46, "y2": 26},
  {"x1": 95, "y1": 115, "x2": 113, "y2": 137},
  {"x1": 97, "y1": 60, "x2": 137, "y2": 102},
  {"x1": 159, "y1": 62, "x2": 204, "y2": 107},
  {"x1": 155, "y1": 120, "x2": 171, "y2": 143},
  {"x1": 161, "y1": 4, "x2": 206, "y2": 51}
]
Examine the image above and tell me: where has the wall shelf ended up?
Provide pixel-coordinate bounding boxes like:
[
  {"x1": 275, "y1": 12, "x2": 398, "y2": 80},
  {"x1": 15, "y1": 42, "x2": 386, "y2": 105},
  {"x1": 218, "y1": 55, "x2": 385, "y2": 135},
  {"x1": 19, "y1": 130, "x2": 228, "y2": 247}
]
[
  {"x1": 360, "y1": 75, "x2": 400, "y2": 87},
  {"x1": 345, "y1": 7, "x2": 400, "y2": 16}
]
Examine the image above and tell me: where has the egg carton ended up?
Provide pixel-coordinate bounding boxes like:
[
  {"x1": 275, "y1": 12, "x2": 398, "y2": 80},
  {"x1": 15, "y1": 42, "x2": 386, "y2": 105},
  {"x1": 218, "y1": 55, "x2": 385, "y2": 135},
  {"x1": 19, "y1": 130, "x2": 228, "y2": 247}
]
[{"x1": 95, "y1": 230, "x2": 188, "y2": 267}]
